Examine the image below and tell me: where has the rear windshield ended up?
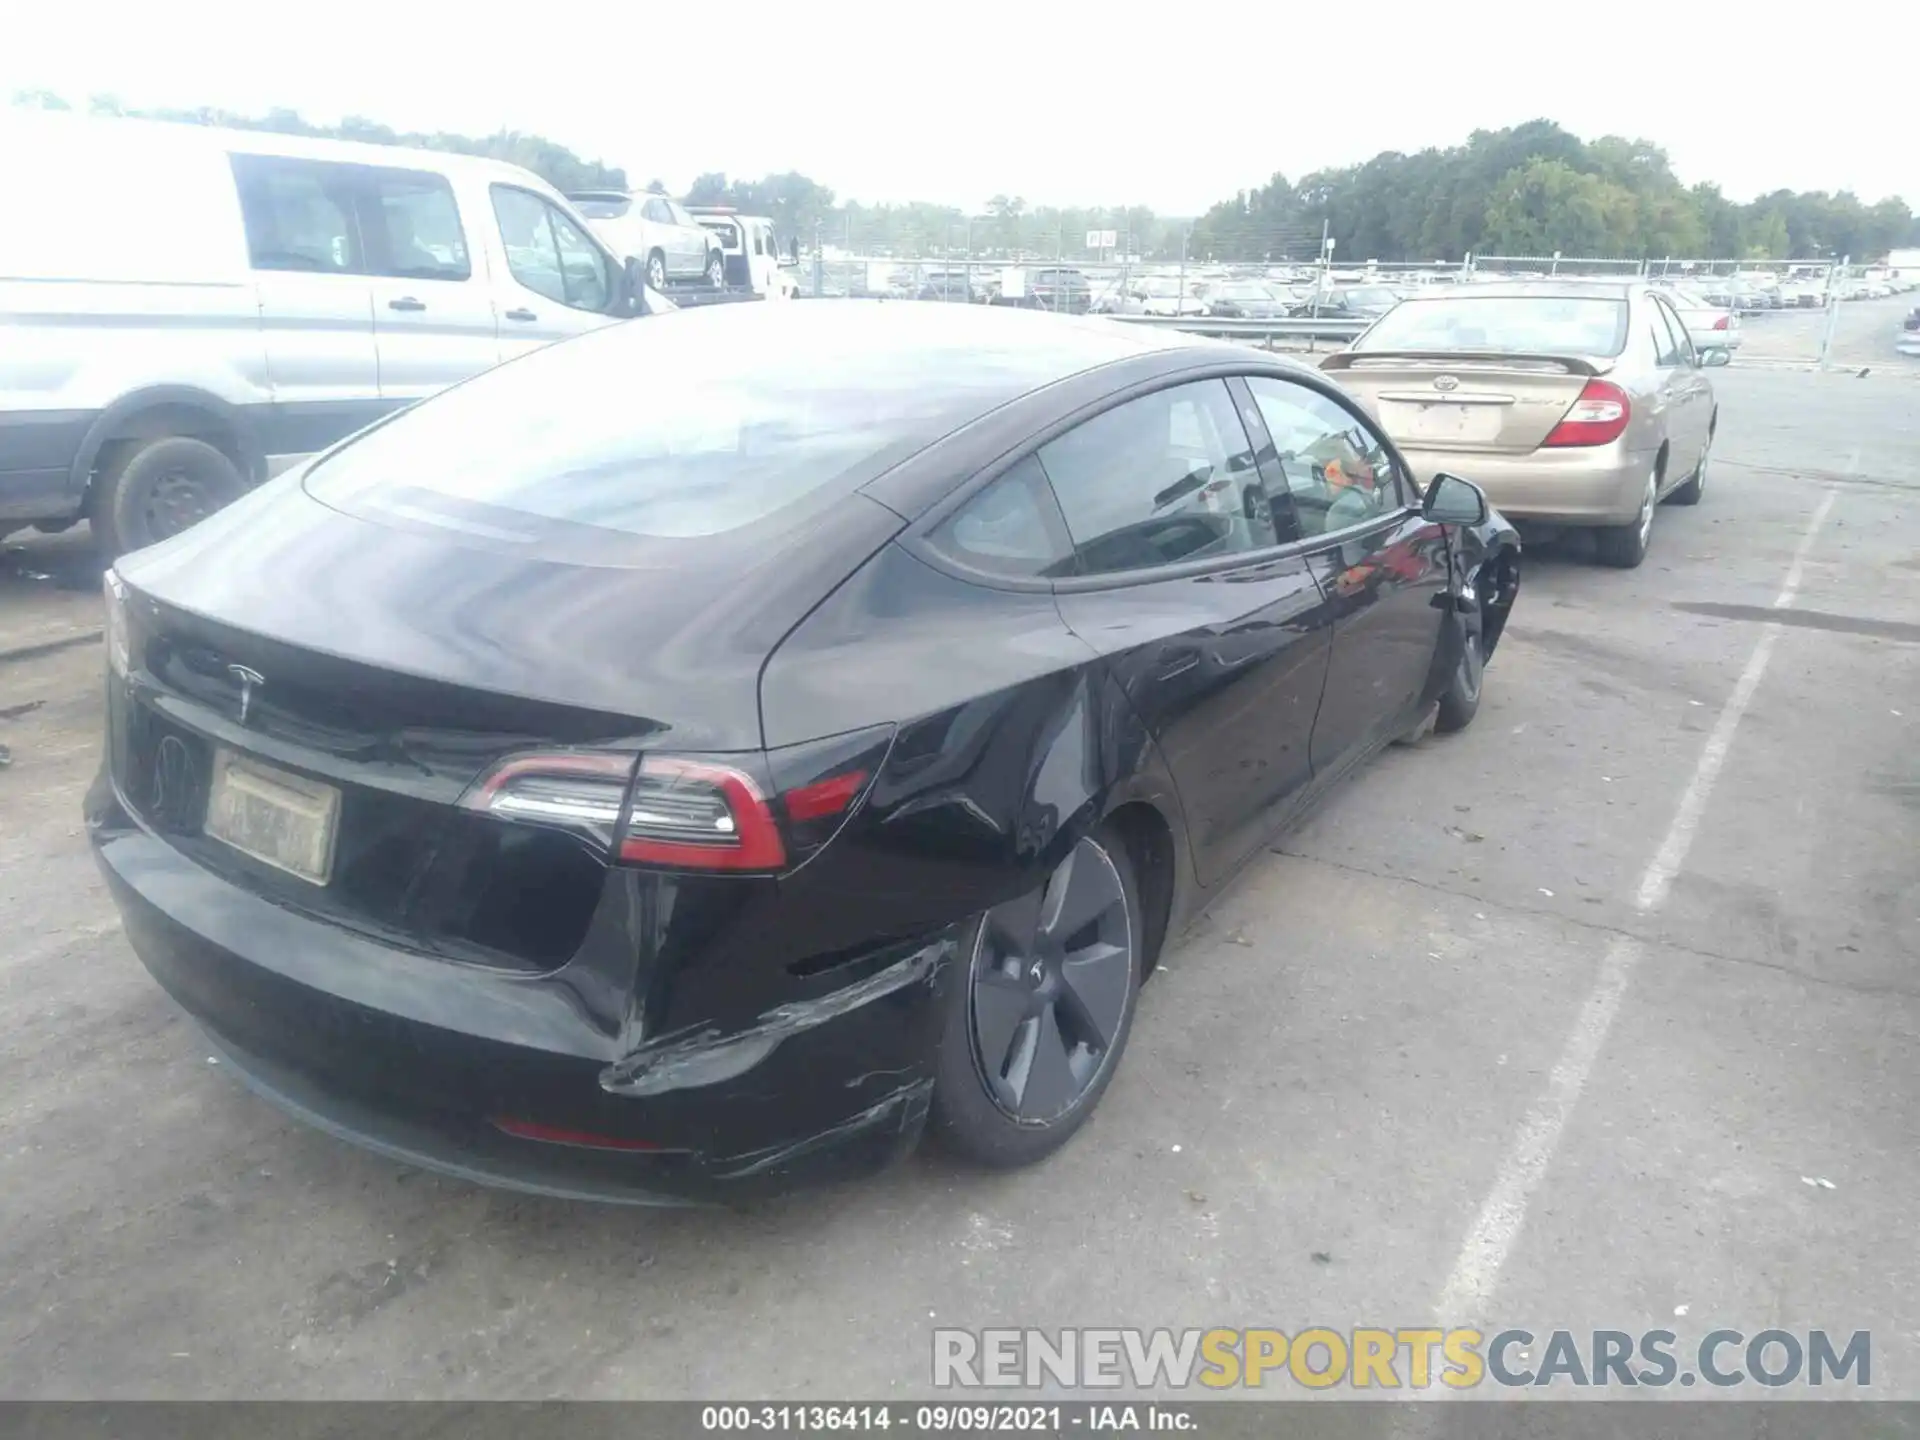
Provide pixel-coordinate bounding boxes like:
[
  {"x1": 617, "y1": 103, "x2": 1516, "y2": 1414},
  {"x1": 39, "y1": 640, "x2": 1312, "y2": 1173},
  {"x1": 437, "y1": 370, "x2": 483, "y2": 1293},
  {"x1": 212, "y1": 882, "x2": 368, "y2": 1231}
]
[
  {"x1": 304, "y1": 308, "x2": 1060, "y2": 545},
  {"x1": 1358, "y1": 295, "x2": 1629, "y2": 356}
]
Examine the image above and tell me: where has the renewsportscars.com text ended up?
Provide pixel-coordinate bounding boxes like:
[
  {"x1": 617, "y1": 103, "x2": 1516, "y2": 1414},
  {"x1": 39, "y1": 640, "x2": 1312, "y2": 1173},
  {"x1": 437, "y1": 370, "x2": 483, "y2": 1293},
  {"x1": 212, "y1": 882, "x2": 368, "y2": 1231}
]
[{"x1": 932, "y1": 1327, "x2": 1871, "y2": 1391}]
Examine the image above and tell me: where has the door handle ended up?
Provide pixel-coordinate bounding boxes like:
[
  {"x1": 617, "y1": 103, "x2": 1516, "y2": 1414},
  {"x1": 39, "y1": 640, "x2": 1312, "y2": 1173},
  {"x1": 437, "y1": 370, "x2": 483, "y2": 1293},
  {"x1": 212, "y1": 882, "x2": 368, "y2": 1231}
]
[
  {"x1": 504, "y1": 308, "x2": 537, "y2": 322},
  {"x1": 387, "y1": 297, "x2": 426, "y2": 312}
]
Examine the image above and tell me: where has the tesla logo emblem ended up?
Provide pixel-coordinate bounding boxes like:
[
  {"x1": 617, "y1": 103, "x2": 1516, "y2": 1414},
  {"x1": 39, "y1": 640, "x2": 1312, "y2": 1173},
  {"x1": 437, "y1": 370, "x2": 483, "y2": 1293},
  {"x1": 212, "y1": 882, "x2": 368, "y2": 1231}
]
[
  {"x1": 1028, "y1": 961, "x2": 1045, "y2": 987},
  {"x1": 228, "y1": 664, "x2": 265, "y2": 725},
  {"x1": 1433, "y1": 375, "x2": 1460, "y2": 392},
  {"x1": 150, "y1": 735, "x2": 196, "y2": 831}
]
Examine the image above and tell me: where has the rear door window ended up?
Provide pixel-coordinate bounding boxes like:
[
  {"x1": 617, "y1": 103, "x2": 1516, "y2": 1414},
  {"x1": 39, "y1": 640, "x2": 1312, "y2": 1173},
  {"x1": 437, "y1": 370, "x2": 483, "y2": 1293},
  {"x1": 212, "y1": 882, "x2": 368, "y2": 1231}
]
[
  {"x1": 928, "y1": 457, "x2": 1075, "y2": 579},
  {"x1": 1036, "y1": 380, "x2": 1276, "y2": 576},
  {"x1": 367, "y1": 169, "x2": 470, "y2": 281}
]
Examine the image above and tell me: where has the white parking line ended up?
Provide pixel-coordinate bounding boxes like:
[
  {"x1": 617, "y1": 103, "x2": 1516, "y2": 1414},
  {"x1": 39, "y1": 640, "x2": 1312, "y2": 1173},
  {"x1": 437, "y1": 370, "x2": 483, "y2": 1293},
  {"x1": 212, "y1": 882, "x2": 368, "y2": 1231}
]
[{"x1": 1434, "y1": 488, "x2": 1838, "y2": 1326}]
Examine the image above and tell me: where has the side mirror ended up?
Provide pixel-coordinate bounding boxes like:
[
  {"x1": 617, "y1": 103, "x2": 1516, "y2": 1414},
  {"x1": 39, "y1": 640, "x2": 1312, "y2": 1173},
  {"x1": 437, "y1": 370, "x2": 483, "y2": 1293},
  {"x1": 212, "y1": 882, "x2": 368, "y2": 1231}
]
[
  {"x1": 621, "y1": 255, "x2": 644, "y2": 312},
  {"x1": 1701, "y1": 347, "x2": 1732, "y2": 368},
  {"x1": 1422, "y1": 472, "x2": 1489, "y2": 526}
]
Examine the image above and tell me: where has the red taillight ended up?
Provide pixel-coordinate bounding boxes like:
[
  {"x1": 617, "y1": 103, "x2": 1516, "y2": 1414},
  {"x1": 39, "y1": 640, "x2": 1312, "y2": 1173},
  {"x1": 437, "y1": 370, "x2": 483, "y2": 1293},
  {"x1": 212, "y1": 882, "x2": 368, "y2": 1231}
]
[
  {"x1": 783, "y1": 768, "x2": 871, "y2": 823},
  {"x1": 459, "y1": 727, "x2": 892, "y2": 875},
  {"x1": 617, "y1": 756, "x2": 787, "y2": 871},
  {"x1": 491, "y1": 1117, "x2": 664, "y2": 1152},
  {"x1": 1712, "y1": 315, "x2": 1730, "y2": 331},
  {"x1": 1543, "y1": 378, "x2": 1632, "y2": 448}
]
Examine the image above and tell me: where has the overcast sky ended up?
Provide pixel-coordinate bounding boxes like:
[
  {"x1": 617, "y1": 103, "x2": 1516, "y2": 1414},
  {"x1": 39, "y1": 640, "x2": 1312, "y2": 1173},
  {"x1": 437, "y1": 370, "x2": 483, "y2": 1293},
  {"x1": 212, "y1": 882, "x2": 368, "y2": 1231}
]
[{"x1": 9, "y1": 1, "x2": 1915, "y2": 214}]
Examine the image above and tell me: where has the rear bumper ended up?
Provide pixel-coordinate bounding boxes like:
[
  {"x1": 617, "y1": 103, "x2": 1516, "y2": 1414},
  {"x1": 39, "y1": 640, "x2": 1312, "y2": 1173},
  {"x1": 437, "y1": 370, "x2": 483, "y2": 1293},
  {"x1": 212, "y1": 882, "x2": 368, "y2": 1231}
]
[
  {"x1": 1399, "y1": 443, "x2": 1657, "y2": 527},
  {"x1": 88, "y1": 775, "x2": 949, "y2": 1205}
]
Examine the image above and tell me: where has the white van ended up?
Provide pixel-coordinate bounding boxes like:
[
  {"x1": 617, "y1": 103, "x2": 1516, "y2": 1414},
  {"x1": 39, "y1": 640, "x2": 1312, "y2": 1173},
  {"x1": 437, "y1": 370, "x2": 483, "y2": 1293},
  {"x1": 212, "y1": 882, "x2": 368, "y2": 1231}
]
[{"x1": 0, "y1": 110, "x2": 668, "y2": 555}]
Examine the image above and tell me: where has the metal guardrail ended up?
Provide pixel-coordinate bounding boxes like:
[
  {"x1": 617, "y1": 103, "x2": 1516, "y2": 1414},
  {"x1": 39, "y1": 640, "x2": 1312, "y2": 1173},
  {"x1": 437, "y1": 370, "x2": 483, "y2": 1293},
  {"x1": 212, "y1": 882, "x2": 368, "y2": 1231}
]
[{"x1": 1100, "y1": 314, "x2": 1370, "y2": 343}]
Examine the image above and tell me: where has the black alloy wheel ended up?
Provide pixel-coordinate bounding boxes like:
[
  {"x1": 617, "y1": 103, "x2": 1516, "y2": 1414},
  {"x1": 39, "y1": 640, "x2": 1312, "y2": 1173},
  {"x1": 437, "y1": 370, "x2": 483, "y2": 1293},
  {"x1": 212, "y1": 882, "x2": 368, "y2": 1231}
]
[
  {"x1": 1434, "y1": 600, "x2": 1485, "y2": 734},
  {"x1": 931, "y1": 828, "x2": 1143, "y2": 1166}
]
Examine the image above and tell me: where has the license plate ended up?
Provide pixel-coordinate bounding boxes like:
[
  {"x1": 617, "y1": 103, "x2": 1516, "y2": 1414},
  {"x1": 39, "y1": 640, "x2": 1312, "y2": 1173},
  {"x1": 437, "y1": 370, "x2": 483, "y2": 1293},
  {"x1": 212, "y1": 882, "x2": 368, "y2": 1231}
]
[
  {"x1": 1404, "y1": 402, "x2": 1500, "y2": 443},
  {"x1": 204, "y1": 750, "x2": 340, "y2": 885}
]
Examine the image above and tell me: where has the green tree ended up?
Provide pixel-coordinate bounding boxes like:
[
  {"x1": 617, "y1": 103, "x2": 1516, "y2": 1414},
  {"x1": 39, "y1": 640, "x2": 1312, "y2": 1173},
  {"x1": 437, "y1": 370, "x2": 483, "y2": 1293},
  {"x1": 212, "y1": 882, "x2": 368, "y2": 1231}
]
[{"x1": 1481, "y1": 158, "x2": 1639, "y2": 256}]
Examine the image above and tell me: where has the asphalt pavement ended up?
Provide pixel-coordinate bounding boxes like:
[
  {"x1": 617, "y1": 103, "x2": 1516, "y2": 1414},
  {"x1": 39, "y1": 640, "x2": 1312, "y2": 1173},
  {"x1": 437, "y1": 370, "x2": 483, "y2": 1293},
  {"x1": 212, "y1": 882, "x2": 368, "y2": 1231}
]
[{"x1": 0, "y1": 366, "x2": 1914, "y2": 1402}]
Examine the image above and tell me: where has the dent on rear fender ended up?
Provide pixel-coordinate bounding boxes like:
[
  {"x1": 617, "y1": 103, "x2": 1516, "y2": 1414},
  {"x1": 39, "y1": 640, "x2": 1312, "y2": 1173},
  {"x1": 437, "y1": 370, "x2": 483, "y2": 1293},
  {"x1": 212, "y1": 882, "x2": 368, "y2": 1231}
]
[{"x1": 597, "y1": 929, "x2": 958, "y2": 1098}]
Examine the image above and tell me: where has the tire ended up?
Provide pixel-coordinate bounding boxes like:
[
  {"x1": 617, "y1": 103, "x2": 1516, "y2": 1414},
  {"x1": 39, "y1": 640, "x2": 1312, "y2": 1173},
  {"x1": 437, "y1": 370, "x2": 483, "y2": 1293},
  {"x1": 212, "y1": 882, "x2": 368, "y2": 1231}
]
[
  {"x1": 645, "y1": 251, "x2": 667, "y2": 292},
  {"x1": 705, "y1": 252, "x2": 725, "y2": 289},
  {"x1": 1594, "y1": 467, "x2": 1659, "y2": 569},
  {"x1": 1670, "y1": 431, "x2": 1711, "y2": 506},
  {"x1": 1434, "y1": 603, "x2": 1486, "y2": 734},
  {"x1": 92, "y1": 435, "x2": 244, "y2": 558},
  {"x1": 930, "y1": 824, "x2": 1144, "y2": 1169}
]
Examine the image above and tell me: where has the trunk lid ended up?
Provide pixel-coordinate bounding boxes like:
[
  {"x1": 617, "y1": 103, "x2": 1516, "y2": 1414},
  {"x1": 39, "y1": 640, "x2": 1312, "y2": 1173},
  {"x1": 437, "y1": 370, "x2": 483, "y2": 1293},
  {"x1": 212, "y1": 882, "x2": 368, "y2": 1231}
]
[
  {"x1": 118, "y1": 481, "x2": 903, "y2": 753},
  {"x1": 110, "y1": 482, "x2": 902, "y2": 974},
  {"x1": 1323, "y1": 350, "x2": 1606, "y2": 455}
]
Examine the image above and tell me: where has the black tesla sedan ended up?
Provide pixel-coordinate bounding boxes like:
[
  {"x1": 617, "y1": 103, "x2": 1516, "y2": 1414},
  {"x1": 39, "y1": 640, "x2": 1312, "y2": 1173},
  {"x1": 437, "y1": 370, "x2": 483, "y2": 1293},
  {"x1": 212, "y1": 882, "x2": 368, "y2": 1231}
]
[{"x1": 88, "y1": 302, "x2": 1519, "y2": 1203}]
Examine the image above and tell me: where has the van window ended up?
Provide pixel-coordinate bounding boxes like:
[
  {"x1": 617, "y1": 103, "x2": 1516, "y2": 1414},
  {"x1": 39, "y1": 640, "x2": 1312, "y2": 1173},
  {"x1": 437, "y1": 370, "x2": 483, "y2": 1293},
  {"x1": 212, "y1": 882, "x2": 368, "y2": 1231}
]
[
  {"x1": 369, "y1": 170, "x2": 470, "y2": 281},
  {"x1": 490, "y1": 185, "x2": 612, "y2": 314},
  {"x1": 231, "y1": 154, "x2": 363, "y2": 274}
]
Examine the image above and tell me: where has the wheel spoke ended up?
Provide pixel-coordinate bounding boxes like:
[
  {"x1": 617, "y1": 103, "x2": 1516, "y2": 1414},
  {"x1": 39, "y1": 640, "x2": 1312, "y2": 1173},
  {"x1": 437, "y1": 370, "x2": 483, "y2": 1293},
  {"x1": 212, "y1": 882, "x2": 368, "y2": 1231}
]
[
  {"x1": 986, "y1": 887, "x2": 1044, "y2": 955},
  {"x1": 1017, "y1": 1005, "x2": 1080, "y2": 1121},
  {"x1": 973, "y1": 967, "x2": 1033, "y2": 1081},
  {"x1": 999, "y1": 1014, "x2": 1041, "y2": 1110},
  {"x1": 1038, "y1": 842, "x2": 1121, "y2": 949},
  {"x1": 1058, "y1": 941, "x2": 1131, "y2": 1052}
]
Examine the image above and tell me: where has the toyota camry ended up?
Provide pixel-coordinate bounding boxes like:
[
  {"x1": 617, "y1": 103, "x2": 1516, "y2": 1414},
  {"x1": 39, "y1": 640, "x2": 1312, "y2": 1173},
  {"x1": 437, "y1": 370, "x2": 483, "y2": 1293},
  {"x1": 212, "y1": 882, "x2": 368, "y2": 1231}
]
[{"x1": 88, "y1": 302, "x2": 1520, "y2": 1203}]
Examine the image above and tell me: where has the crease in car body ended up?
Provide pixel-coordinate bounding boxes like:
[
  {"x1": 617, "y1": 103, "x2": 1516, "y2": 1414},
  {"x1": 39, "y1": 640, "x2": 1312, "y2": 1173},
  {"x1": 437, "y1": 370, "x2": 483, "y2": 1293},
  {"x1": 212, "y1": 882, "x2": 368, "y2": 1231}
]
[
  {"x1": 601, "y1": 930, "x2": 955, "y2": 1097},
  {"x1": 90, "y1": 303, "x2": 1520, "y2": 1200}
]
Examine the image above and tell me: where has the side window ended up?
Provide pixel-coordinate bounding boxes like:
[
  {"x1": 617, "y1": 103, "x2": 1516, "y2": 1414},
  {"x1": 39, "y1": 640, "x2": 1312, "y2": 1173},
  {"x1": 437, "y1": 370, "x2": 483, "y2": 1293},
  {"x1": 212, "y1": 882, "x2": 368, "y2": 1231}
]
[
  {"x1": 550, "y1": 206, "x2": 612, "y2": 313},
  {"x1": 1245, "y1": 376, "x2": 1402, "y2": 539},
  {"x1": 368, "y1": 169, "x2": 470, "y2": 281},
  {"x1": 643, "y1": 197, "x2": 673, "y2": 224},
  {"x1": 667, "y1": 201, "x2": 697, "y2": 228},
  {"x1": 1648, "y1": 300, "x2": 1681, "y2": 366},
  {"x1": 490, "y1": 186, "x2": 567, "y2": 304},
  {"x1": 230, "y1": 154, "x2": 363, "y2": 274},
  {"x1": 490, "y1": 187, "x2": 611, "y2": 313},
  {"x1": 928, "y1": 456, "x2": 1074, "y2": 579},
  {"x1": 1655, "y1": 299, "x2": 1696, "y2": 366},
  {"x1": 1036, "y1": 380, "x2": 1275, "y2": 576}
]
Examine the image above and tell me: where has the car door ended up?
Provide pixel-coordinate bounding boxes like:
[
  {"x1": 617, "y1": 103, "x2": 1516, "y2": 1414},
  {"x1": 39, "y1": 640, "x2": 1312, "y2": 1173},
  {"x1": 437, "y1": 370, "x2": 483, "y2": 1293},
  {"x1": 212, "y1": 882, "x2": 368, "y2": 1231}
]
[
  {"x1": 1241, "y1": 374, "x2": 1450, "y2": 775},
  {"x1": 486, "y1": 185, "x2": 622, "y2": 360},
  {"x1": 666, "y1": 201, "x2": 708, "y2": 274},
  {"x1": 360, "y1": 164, "x2": 502, "y2": 402},
  {"x1": 228, "y1": 153, "x2": 385, "y2": 452},
  {"x1": 1034, "y1": 378, "x2": 1338, "y2": 885},
  {"x1": 1651, "y1": 295, "x2": 1710, "y2": 482}
]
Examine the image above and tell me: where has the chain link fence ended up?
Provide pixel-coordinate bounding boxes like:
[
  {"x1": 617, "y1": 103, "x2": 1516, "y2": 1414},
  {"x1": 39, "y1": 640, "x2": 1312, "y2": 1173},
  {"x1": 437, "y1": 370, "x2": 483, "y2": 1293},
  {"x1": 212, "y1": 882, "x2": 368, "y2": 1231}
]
[{"x1": 763, "y1": 240, "x2": 1917, "y2": 370}]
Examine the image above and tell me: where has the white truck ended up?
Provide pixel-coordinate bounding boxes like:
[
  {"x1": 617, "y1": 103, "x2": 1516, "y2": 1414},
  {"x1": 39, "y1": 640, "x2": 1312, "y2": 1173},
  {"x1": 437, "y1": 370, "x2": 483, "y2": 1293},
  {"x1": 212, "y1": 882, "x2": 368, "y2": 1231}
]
[{"x1": 688, "y1": 209, "x2": 800, "y2": 299}]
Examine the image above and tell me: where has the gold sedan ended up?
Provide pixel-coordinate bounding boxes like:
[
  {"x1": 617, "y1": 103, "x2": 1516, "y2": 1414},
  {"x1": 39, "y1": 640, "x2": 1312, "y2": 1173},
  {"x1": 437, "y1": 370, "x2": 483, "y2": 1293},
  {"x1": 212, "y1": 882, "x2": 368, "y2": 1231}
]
[{"x1": 1322, "y1": 281, "x2": 1725, "y2": 568}]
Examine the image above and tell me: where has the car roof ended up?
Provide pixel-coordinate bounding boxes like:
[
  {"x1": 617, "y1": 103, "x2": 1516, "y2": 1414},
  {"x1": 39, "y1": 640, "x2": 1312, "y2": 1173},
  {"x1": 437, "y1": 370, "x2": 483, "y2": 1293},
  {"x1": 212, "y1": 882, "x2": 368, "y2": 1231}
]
[
  {"x1": 1413, "y1": 280, "x2": 1638, "y2": 301},
  {"x1": 640, "y1": 298, "x2": 1205, "y2": 392},
  {"x1": 10, "y1": 109, "x2": 561, "y2": 192}
]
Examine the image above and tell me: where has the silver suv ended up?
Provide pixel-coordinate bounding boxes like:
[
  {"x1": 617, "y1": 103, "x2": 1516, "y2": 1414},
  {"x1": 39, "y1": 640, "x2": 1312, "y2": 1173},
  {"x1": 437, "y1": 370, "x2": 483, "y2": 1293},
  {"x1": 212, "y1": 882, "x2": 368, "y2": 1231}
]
[{"x1": 568, "y1": 191, "x2": 725, "y2": 290}]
